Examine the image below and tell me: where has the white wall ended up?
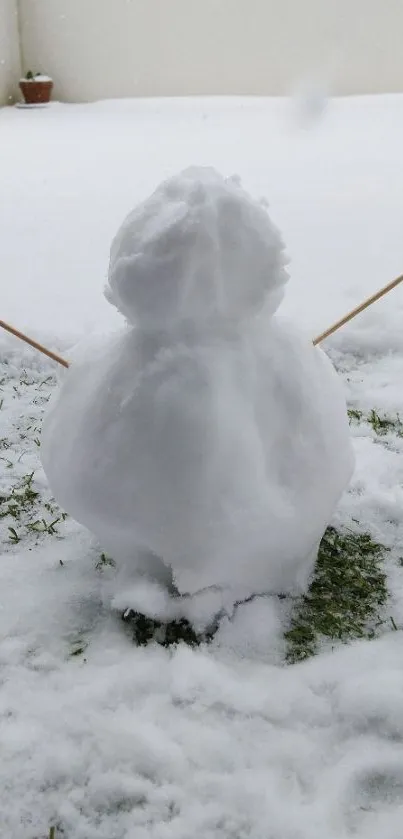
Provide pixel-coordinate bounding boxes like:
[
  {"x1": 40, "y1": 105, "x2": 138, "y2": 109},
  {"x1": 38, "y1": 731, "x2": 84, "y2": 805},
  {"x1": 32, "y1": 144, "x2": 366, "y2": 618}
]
[
  {"x1": 0, "y1": 0, "x2": 21, "y2": 104},
  {"x1": 12, "y1": 0, "x2": 403, "y2": 102}
]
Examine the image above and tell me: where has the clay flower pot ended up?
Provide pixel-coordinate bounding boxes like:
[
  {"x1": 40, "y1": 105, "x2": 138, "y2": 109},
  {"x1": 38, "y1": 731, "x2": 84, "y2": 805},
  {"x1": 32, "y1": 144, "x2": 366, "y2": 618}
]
[{"x1": 19, "y1": 73, "x2": 53, "y2": 105}]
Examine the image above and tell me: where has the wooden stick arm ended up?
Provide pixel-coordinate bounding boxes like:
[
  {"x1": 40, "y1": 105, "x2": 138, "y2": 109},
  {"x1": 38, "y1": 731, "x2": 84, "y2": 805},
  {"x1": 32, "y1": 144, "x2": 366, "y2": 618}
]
[
  {"x1": 0, "y1": 319, "x2": 69, "y2": 368},
  {"x1": 313, "y1": 273, "x2": 403, "y2": 346}
]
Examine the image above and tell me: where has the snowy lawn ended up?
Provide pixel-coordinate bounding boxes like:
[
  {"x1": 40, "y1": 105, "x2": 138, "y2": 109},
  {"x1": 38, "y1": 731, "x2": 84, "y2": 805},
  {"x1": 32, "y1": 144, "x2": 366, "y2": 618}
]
[{"x1": 1, "y1": 97, "x2": 403, "y2": 838}]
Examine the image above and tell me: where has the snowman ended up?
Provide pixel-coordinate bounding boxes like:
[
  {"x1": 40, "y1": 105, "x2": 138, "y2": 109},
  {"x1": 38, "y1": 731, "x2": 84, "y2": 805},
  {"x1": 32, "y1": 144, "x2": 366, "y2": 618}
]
[{"x1": 40, "y1": 167, "x2": 354, "y2": 612}]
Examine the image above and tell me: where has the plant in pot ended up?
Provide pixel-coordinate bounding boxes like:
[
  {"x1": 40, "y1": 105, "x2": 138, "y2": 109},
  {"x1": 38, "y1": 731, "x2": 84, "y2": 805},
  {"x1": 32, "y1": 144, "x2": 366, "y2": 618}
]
[{"x1": 19, "y1": 71, "x2": 53, "y2": 105}]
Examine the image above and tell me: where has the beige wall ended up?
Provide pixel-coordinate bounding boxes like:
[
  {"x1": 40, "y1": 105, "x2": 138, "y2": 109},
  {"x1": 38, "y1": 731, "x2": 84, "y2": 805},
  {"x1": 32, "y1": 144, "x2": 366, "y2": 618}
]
[
  {"x1": 9, "y1": 0, "x2": 403, "y2": 103},
  {"x1": 0, "y1": 0, "x2": 21, "y2": 104}
]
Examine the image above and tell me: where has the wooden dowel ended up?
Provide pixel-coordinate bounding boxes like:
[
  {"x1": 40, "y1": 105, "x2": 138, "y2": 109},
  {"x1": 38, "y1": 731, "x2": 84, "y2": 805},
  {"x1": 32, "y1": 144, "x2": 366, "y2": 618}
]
[
  {"x1": 0, "y1": 319, "x2": 69, "y2": 368},
  {"x1": 313, "y1": 273, "x2": 403, "y2": 346}
]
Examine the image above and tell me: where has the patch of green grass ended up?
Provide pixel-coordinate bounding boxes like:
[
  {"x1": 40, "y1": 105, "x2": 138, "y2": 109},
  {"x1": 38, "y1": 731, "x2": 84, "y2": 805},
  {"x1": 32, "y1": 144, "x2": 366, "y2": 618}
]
[
  {"x1": 0, "y1": 470, "x2": 67, "y2": 545},
  {"x1": 95, "y1": 551, "x2": 116, "y2": 571},
  {"x1": 348, "y1": 408, "x2": 403, "y2": 437},
  {"x1": 122, "y1": 610, "x2": 202, "y2": 647},
  {"x1": 1, "y1": 471, "x2": 39, "y2": 518},
  {"x1": 0, "y1": 364, "x2": 65, "y2": 547},
  {"x1": 69, "y1": 640, "x2": 88, "y2": 659},
  {"x1": 120, "y1": 526, "x2": 391, "y2": 659},
  {"x1": 285, "y1": 526, "x2": 389, "y2": 663},
  {"x1": 121, "y1": 607, "x2": 221, "y2": 647},
  {"x1": 348, "y1": 408, "x2": 364, "y2": 423}
]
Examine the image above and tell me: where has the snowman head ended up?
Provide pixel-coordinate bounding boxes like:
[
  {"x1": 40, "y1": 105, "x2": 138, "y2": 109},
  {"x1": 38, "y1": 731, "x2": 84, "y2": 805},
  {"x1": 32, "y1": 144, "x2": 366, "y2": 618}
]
[{"x1": 105, "y1": 167, "x2": 289, "y2": 331}]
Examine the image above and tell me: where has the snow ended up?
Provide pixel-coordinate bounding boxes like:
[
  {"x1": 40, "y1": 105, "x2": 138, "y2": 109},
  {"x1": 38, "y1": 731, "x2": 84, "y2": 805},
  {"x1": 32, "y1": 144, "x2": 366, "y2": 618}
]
[
  {"x1": 106, "y1": 166, "x2": 289, "y2": 327},
  {"x1": 40, "y1": 166, "x2": 353, "y2": 602},
  {"x1": 1, "y1": 96, "x2": 403, "y2": 837},
  {"x1": 20, "y1": 74, "x2": 53, "y2": 83}
]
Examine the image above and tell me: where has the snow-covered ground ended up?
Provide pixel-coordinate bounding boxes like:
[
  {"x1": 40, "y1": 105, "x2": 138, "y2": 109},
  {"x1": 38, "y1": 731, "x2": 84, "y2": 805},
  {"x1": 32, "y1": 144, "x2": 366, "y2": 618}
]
[{"x1": 1, "y1": 96, "x2": 403, "y2": 838}]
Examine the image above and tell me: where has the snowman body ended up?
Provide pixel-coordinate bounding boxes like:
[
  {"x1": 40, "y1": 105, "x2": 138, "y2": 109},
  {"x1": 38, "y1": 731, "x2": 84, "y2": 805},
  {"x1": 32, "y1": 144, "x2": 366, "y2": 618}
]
[{"x1": 41, "y1": 168, "x2": 354, "y2": 597}]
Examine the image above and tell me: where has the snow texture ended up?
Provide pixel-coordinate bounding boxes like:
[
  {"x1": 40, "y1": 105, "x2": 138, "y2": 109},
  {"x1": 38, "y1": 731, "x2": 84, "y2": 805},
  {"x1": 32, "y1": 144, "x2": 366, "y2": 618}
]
[
  {"x1": 20, "y1": 74, "x2": 53, "y2": 83},
  {"x1": 40, "y1": 167, "x2": 354, "y2": 599},
  {"x1": 105, "y1": 166, "x2": 288, "y2": 328}
]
